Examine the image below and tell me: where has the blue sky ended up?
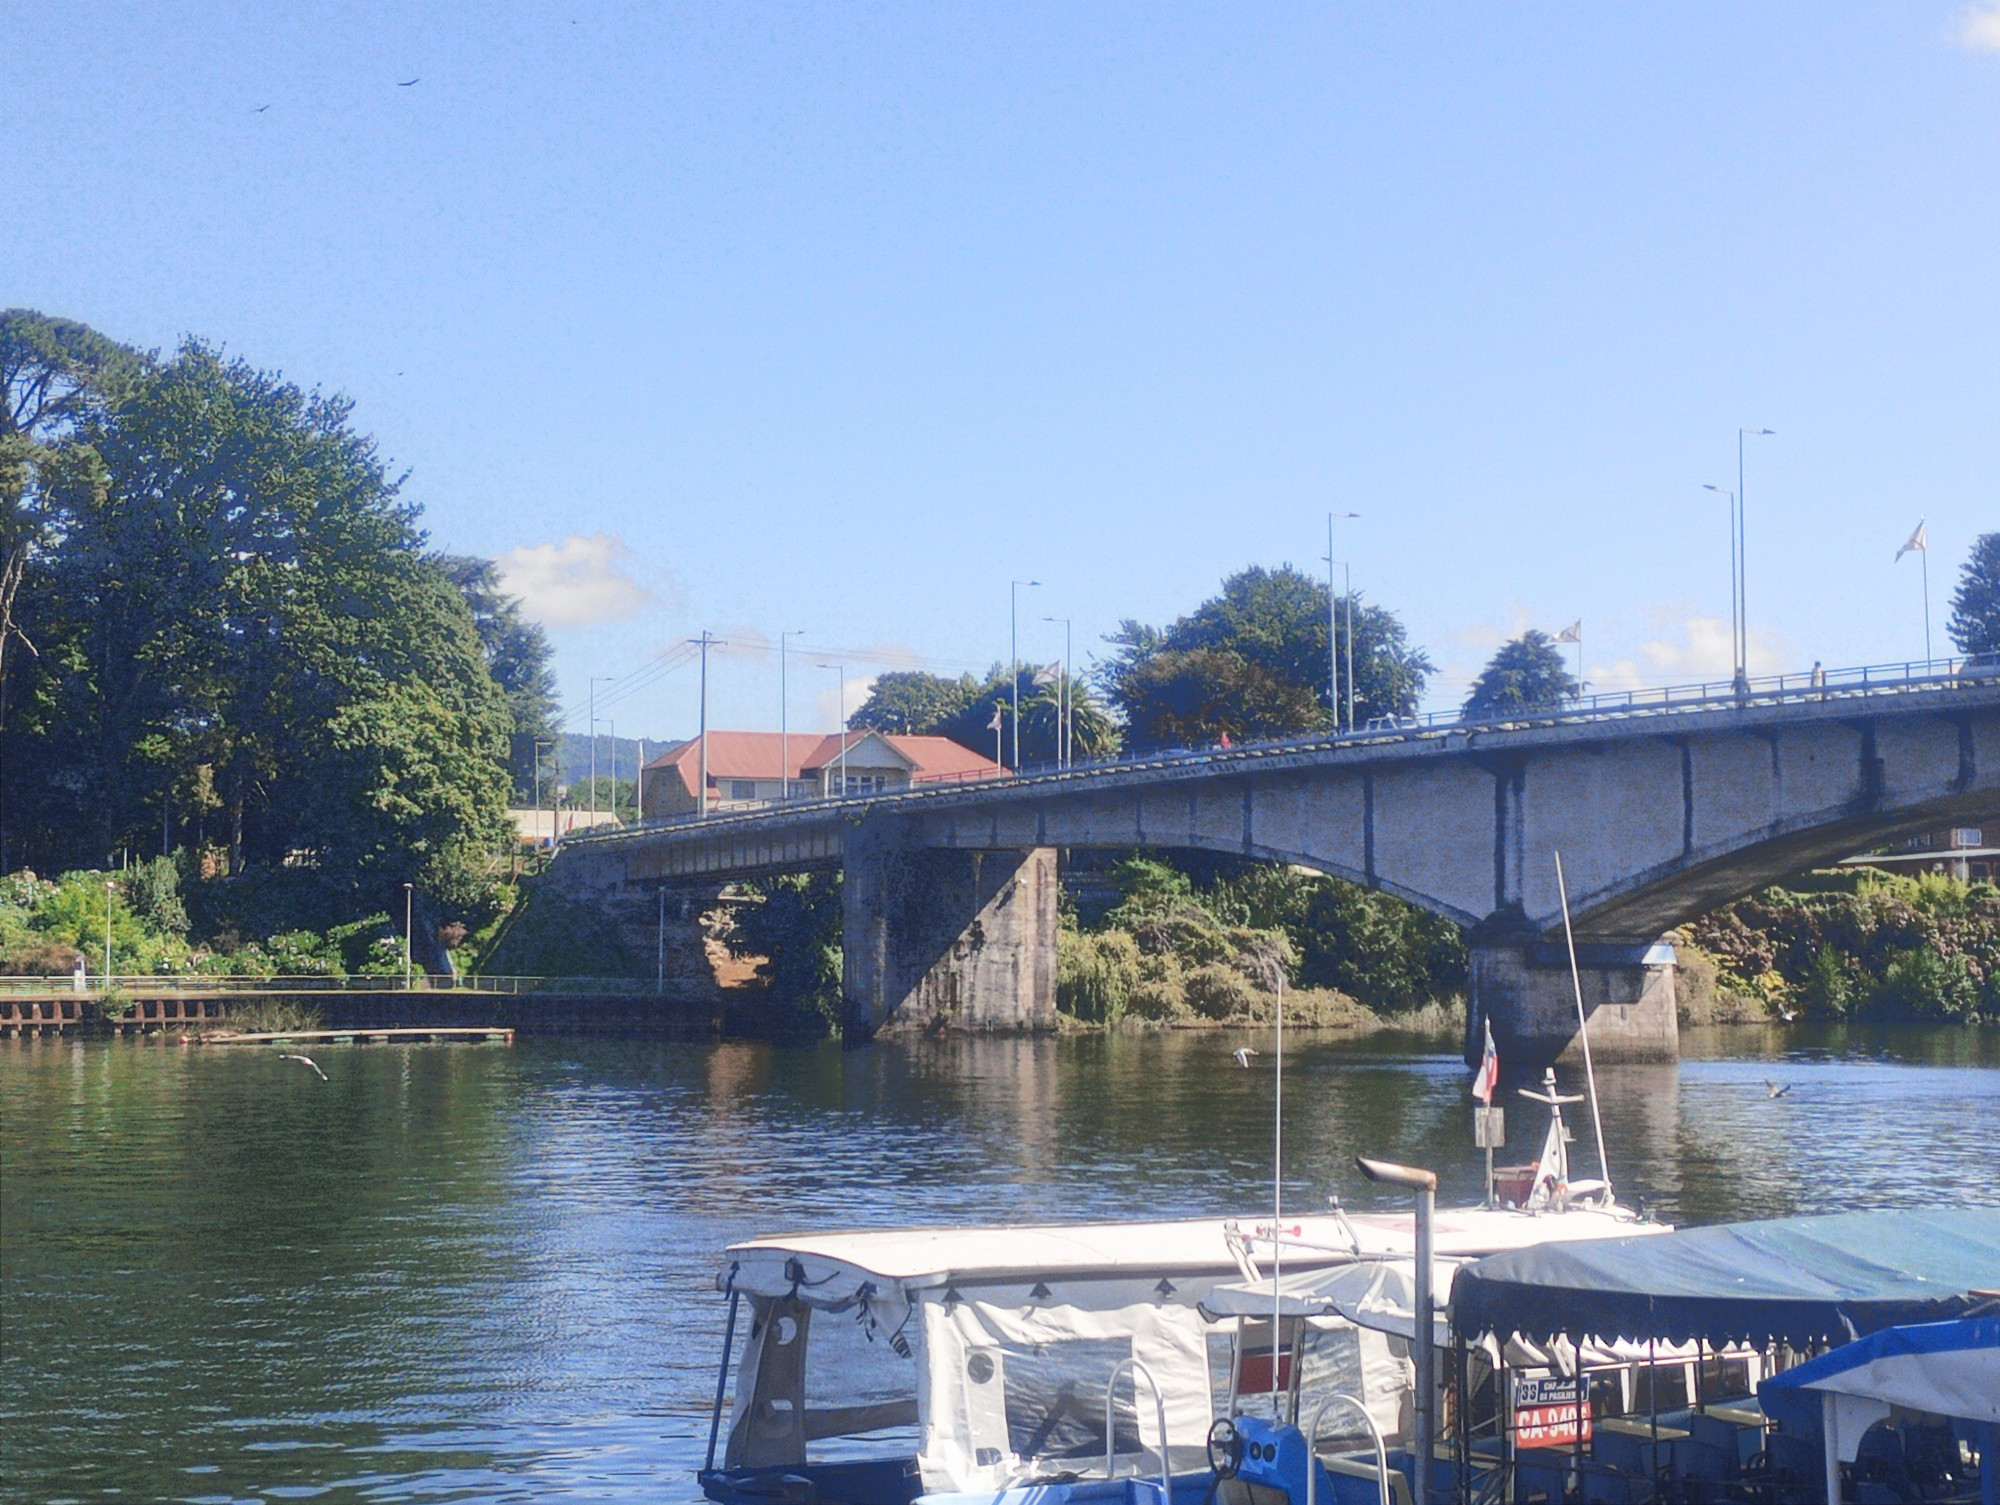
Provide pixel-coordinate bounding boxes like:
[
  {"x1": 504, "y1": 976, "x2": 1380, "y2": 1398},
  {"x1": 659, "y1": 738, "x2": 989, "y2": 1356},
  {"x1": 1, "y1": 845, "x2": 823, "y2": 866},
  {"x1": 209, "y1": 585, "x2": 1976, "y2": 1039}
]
[{"x1": 7, "y1": 2, "x2": 1997, "y2": 740}]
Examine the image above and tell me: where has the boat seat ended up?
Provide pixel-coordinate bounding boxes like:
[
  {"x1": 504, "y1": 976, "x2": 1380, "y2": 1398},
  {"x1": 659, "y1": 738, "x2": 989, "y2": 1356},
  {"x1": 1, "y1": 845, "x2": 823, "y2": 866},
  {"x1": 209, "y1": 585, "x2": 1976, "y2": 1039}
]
[{"x1": 1322, "y1": 1453, "x2": 1415, "y2": 1505}]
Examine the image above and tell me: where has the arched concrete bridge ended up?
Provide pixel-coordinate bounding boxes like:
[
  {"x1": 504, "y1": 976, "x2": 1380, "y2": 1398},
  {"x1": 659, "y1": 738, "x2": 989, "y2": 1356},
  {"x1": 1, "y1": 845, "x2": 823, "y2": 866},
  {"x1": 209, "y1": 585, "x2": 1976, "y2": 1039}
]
[{"x1": 550, "y1": 674, "x2": 2000, "y2": 1062}]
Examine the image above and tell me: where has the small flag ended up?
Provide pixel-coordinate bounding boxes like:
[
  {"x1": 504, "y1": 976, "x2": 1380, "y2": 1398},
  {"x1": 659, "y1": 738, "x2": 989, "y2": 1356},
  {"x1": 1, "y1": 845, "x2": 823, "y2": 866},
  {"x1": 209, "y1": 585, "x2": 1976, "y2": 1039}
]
[
  {"x1": 986, "y1": 704, "x2": 1004, "y2": 732},
  {"x1": 1471, "y1": 1017, "x2": 1499, "y2": 1104},
  {"x1": 1554, "y1": 621, "x2": 1582, "y2": 645},
  {"x1": 1895, "y1": 521, "x2": 1927, "y2": 562},
  {"x1": 1032, "y1": 661, "x2": 1060, "y2": 687}
]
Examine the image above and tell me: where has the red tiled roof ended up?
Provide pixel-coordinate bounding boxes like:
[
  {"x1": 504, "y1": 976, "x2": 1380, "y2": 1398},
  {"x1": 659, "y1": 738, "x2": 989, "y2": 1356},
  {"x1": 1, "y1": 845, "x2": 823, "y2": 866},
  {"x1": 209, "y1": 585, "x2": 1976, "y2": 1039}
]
[{"x1": 642, "y1": 729, "x2": 1004, "y2": 796}]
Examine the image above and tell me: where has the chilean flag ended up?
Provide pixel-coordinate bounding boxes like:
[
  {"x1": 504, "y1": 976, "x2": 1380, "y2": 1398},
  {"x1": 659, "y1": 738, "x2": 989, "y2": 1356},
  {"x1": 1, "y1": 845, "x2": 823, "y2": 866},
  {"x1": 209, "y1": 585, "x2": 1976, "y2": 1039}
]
[{"x1": 1471, "y1": 1017, "x2": 1499, "y2": 1104}]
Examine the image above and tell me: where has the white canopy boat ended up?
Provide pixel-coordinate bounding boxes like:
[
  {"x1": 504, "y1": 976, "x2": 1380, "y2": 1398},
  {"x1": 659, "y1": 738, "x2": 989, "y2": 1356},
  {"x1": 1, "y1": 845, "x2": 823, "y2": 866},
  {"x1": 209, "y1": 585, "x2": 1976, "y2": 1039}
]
[{"x1": 697, "y1": 1081, "x2": 1663, "y2": 1505}]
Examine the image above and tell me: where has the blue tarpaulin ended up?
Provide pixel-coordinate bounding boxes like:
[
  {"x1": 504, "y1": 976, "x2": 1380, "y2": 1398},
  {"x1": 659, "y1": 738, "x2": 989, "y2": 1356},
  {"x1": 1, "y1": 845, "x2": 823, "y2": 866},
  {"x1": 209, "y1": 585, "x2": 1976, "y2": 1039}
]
[{"x1": 1450, "y1": 1209, "x2": 2000, "y2": 1345}]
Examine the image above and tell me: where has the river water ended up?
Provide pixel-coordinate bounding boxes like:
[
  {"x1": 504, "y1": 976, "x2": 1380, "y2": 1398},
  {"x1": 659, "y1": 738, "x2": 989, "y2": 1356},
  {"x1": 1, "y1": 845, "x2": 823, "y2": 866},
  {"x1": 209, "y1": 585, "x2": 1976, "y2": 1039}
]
[{"x1": 3, "y1": 1025, "x2": 1996, "y2": 1504}]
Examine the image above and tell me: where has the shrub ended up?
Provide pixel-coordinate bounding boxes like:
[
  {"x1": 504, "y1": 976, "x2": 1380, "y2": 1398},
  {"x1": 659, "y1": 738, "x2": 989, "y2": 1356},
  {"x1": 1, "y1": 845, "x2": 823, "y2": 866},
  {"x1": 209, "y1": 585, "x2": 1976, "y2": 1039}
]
[
  {"x1": 1870, "y1": 947, "x2": 1984, "y2": 1022},
  {"x1": 1184, "y1": 962, "x2": 1258, "y2": 1021},
  {"x1": 1058, "y1": 929, "x2": 1141, "y2": 1024},
  {"x1": 1125, "y1": 953, "x2": 1190, "y2": 1021}
]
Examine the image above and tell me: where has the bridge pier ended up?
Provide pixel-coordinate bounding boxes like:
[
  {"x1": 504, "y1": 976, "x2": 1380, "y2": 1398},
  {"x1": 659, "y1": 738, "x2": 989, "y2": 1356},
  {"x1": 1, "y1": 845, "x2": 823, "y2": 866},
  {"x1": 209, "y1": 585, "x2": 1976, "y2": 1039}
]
[
  {"x1": 841, "y1": 833, "x2": 1059, "y2": 1039},
  {"x1": 1468, "y1": 936, "x2": 1679, "y2": 1067}
]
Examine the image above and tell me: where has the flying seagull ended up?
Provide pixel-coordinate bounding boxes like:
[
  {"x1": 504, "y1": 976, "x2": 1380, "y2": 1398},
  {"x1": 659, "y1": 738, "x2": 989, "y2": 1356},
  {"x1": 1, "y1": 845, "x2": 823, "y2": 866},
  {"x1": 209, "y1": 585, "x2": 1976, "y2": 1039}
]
[
  {"x1": 1232, "y1": 1047, "x2": 1259, "y2": 1068},
  {"x1": 253, "y1": 104, "x2": 270, "y2": 113},
  {"x1": 279, "y1": 1053, "x2": 328, "y2": 1082},
  {"x1": 1763, "y1": 1078, "x2": 1790, "y2": 1099},
  {"x1": 1775, "y1": 1003, "x2": 1798, "y2": 1023},
  {"x1": 398, "y1": 77, "x2": 420, "y2": 86}
]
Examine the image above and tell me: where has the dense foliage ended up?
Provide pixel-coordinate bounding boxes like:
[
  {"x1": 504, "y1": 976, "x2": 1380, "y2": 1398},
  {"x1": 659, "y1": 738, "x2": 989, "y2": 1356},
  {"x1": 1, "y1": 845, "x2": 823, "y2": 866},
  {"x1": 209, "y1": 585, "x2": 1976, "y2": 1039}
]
[
  {"x1": 440, "y1": 555, "x2": 559, "y2": 802},
  {"x1": 1949, "y1": 532, "x2": 2000, "y2": 656},
  {"x1": 1462, "y1": 629, "x2": 1580, "y2": 717},
  {"x1": 723, "y1": 872, "x2": 845, "y2": 1031},
  {"x1": 1685, "y1": 869, "x2": 2000, "y2": 1021},
  {"x1": 0, "y1": 859, "x2": 405, "y2": 978},
  {"x1": 0, "y1": 310, "x2": 525, "y2": 929},
  {"x1": 1103, "y1": 566, "x2": 1432, "y2": 749},
  {"x1": 848, "y1": 665, "x2": 1118, "y2": 768}
]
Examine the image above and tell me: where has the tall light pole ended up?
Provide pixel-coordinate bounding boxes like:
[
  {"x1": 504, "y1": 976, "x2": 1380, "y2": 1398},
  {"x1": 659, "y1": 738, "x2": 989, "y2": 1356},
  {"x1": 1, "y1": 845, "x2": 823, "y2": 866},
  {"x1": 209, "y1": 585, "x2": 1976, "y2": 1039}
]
[
  {"x1": 1703, "y1": 484, "x2": 1740, "y2": 685},
  {"x1": 1010, "y1": 580, "x2": 1039, "y2": 769},
  {"x1": 1043, "y1": 616, "x2": 1072, "y2": 766},
  {"x1": 780, "y1": 630, "x2": 806, "y2": 802},
  {"x1": 402, "y1": 881, "x2": 414, "y2": 989},
  {"x1": 1738, "y1": 427, "x2": 1775, "y2": 686},
  {"x1": 103, "y1": 879, "x2": 115, "y2": 987},
  {"x1": 532, "y1": 738, "x2": 552, "y2": 848},
  {"x1": 606, "y1": 717, "x2": 616, "y2": 823},
  {"x1": 689, "y1": 632, "x2": 725, "y2": 818},
  {"x1": 819, "y1": 662, "x2": 848, "y2": 795},
  {"x1": 589, "y1": 675, "x2": 615, "y2": 828},
  {"x1": 1325, "y1": 513, "x2": 1359, "y2": 734}
]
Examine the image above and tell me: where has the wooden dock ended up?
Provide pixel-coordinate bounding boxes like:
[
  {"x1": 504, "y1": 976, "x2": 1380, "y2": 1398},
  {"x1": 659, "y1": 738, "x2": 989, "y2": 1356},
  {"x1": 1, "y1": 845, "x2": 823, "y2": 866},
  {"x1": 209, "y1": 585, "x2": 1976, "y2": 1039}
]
[{"x1": 198, "y1": 1027, "x2": 514, "y2": 1045}]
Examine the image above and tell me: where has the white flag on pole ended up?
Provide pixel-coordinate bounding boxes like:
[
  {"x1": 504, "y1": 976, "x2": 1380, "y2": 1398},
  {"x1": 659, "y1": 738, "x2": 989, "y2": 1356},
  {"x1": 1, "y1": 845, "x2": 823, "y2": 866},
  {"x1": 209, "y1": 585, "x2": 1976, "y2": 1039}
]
[
  {"x1": 1032, "y1": 661, "x2": 1061, "y2": 687},
  {"x1": 986, "y1": 704, "x2": 1004, "y2": 732},
  {"x1": 1554, "y1": 621, "x2": 1582, "y2": 644},
  {"x1": 1895, "y1": 521, "x2": 1927, "y2": 562}
]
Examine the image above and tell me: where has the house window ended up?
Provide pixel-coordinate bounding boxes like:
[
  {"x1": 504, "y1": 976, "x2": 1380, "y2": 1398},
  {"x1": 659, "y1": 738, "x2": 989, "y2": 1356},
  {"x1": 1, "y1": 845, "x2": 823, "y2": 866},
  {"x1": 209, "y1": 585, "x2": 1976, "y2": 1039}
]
[{"x1": 731, "y1": 781, "x2": 758, "y2": 801}]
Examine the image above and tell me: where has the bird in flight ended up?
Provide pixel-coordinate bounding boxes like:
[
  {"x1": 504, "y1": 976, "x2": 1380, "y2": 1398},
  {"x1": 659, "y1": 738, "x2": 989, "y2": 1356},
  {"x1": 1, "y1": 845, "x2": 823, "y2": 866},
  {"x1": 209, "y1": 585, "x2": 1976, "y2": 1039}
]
[
  {"x1": 1763, "y1": 1079, "x2": 1790, "y2": 1099},
  {"x1": 252, "y1": 104, "x2": 270, "y2": 113},
  {"x1": 280, "y1": 1052, "x2": 328, "y2": 1082},
  {"x1": 398, "y1": 77, "x2": 420, "y2": 87},
  {"x1": 1232, "y1": 1047, "x2": 1259, "y2": 1068}
]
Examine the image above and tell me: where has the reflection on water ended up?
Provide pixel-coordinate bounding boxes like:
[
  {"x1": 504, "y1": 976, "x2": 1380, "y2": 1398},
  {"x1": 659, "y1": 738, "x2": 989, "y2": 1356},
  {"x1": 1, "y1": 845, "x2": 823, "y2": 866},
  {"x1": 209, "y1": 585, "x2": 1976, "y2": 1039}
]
[{"x1": 2, "y1": 1025, "x2": 1995, "y2": 1502}]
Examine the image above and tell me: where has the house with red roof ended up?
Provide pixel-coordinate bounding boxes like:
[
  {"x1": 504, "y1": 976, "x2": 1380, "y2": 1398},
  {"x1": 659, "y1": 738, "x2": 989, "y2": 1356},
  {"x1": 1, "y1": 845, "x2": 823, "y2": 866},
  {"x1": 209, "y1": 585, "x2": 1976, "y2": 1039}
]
[{"x1": 638, "y1": 730, "x2": 1005, "y2": 818}]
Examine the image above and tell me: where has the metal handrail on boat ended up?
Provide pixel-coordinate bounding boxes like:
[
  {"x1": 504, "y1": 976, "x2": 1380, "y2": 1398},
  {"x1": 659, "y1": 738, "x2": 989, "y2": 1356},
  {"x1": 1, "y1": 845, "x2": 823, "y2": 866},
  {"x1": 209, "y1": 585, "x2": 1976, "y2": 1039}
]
[
  {"x1": 1303, "y1": 1393, "x2": 1392, "y2": 1505},
  {"x1": 1102, "y1": 1357, "x2": 1172, "y2": 1500}
]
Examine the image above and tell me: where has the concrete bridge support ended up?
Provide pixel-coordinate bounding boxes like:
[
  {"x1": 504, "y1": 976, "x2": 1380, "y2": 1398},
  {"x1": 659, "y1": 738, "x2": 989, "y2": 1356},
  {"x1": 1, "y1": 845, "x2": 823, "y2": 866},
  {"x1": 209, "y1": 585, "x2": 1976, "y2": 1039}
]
[
  {"x1": 841, "y1": 834, "x2": 1059, "y2": 1039},
  {"x1": 1468, "y1": 936, "x2": 1679, "y2": 1067}
]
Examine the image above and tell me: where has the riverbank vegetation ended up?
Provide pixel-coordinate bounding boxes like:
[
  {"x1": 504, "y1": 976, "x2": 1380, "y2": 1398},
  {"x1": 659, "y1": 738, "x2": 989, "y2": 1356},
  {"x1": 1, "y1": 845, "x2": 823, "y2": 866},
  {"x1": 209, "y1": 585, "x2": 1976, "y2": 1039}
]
[{"x1": 1679, "y1": 869, "x2": 2000, "y2": 1023}]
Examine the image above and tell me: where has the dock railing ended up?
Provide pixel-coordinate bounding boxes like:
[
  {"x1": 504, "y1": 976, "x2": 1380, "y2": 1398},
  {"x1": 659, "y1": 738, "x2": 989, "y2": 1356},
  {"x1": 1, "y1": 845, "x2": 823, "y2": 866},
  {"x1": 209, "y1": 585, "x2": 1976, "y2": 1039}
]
[{"x1": 0, "y1": 974, "x2": 663, "y2": 998}]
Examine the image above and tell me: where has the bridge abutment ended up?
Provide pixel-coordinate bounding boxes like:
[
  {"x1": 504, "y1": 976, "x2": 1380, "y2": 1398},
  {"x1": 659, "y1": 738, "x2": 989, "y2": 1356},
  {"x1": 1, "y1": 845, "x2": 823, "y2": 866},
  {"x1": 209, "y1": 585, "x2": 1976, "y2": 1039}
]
[
  {"x1": 841, "y1": 835, "x2": 1059, "y2": 1039},
  {"x1": 1468, "y1": 936, "x2": 1679, "y2": 1067}
]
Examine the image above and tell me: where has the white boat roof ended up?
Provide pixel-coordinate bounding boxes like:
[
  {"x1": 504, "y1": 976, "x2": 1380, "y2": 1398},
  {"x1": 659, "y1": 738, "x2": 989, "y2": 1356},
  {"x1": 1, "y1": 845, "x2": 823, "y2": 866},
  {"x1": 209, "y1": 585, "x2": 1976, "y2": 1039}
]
[{"x1": 724, "y1": 1206, "x2": 1664, "y2": 1298}]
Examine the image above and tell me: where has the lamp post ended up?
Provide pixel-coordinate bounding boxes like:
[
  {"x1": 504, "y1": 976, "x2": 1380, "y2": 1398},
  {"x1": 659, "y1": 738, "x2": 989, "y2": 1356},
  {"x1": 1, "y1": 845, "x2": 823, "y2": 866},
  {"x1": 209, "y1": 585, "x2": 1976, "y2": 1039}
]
[
  {"x1": 103, "y1": 879, "x2": 115, "y2": 988},
  {"x1": 402, "y1": 881, "x2": 414, "y2": 990},
  {"x1": 780, "y1": 631, "x2": 806, "y2": 803},
  {"x1": 1356, "y1": 1155, "x2": 1438, "y2": 1505},
  {"x1": 1042, "y1": 615, "x2": 1072, "y2": 766},
  {"x1": 589, "y1": 675, "x2": 615, "y2": 828},
  {"x1": 1737, "y1": 428, "x2": 1775, "y2": 687},
  {"x1": 1325, "y1": 513, "x2": 1359, "y2": 734},
  {"x1": 1010, "y1": 580, "x2": 1040, "y2": 769},
  {"x1": 607, "y1": 717, "x2": 616, "y2": 823},
  {"x1": 532, "y1": 738, "x2": 552, "y2": 849},
  {"x1": 1702, "y1": 484, "x2": 1740, "y2": 686},
  {"x1": 819, "y1": 663, "x2": 848, "y2": 796},
  {"x1": 689, "y1": 632, "x2": 725, "y2": 818}
]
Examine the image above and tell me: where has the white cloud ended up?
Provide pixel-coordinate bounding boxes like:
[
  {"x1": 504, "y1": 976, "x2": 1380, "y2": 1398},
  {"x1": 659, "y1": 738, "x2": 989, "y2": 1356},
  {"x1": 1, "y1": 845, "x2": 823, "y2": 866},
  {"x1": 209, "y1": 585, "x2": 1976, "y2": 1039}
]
[
  {"x1": 813, "y1": 674, "x2": 877, "y2": 728},
  {"x1": 494, "y1": 533, "x2": 653, "y2": 628},
  {"x1": 1953, "y1": 0, "x2": 2000, "y2": 51},
  {"x1": 1587, "y1": 614, "x2": 1793, "y2": 694}
]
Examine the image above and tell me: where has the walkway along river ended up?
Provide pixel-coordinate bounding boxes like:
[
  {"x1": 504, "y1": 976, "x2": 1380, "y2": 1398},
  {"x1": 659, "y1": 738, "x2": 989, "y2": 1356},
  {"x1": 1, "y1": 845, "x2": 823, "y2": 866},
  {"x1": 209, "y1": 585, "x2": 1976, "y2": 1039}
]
[{"x1": 1, "y1": 1024, "x2": 1995, "y2": 1502}]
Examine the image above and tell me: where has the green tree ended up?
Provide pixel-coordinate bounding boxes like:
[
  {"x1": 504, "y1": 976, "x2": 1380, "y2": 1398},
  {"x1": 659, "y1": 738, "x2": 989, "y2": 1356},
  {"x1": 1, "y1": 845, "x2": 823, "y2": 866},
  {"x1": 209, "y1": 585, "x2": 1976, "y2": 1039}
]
[
  {"x1": 439, "y1": 555, "x2": 558, "y2": 801},
  {"x1": 1461, "y1": 630, "x2": 1580, "y2": 718},
  {"x1": 726, "y1": 871, "x2": 844, "y2": 1030},
  {"x1": 0, "y1": 310, "x2": 148, "y2": 699},
  {"x1": 930, "y1": 666, "x2": 1120, "y2": 767},
  {"x1": 1948, "y1": 532, "x2": 2000, "y2": 656},
  {"x1": 2, "y1": 334, "x2": 512, "y2": 919},
  {"x1": 850, "y1": 670, "x2": 977, "y2": 734},
  {"x1": 1105, "y1": 565, "x2": 1433, "y2": 750}
]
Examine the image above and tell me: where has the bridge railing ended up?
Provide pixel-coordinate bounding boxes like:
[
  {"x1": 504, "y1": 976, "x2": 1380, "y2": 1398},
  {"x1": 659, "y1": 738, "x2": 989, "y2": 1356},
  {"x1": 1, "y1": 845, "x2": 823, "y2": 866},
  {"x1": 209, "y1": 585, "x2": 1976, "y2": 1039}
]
[{"x1": 564, "y1": 654, "x2": 1996, "y2": 847}]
